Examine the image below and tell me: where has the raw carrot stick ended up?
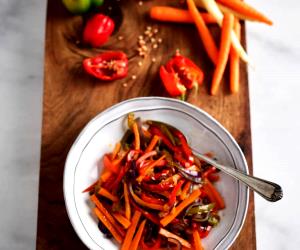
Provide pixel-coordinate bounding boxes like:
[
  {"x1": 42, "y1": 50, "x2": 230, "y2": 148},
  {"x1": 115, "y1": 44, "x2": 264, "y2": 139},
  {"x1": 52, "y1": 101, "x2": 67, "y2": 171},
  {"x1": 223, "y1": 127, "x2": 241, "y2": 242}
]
[
  {"x1": 98, "y1": 187, "x2": 119, "y2": 202},
  {"x1": 145, "y1": 135, "x2": 160, "y2": 153},
  {"x1": 160, "y1": 189, "x2": 201, "y2": 227},
  {"x1": 121, "y1": 210, "x2": 142, "y2": 250},
  {"x1": 132, "y1": 122, "x2": 140, "y2": 150},
  {"x1": 124, "y1": 182, "x2": 131, "y2": 220},
  {"x1": 150, "y1": 6, "x2": 217, "y2": 24},
  {"x1": 187, "y1": 0, "x2": 219, "y2": 65},
  {"x1": 180, "y1": 181, "x2": 191, "y2": 200},
  {"x1": 130, "y1": 219, "x2": 147, "y2": 250},
  {"x1": 230, "y1": 19, "x2": 241, "y2": 94},
  {"x1": 203, "y1": 178, "x2": 225, "y2": 209},
  {"x1": 159, "y1": 228, "x2": 192, "y2": 248},
  {"x1": 210, "y1": 13, "x2": 234, "y2": 95},
  {"x1": 111, "y1": 142, "x2": 121, "y2": 160},
  {"x1": 216, "y1": 0, "x2": 273, "y2": 25},
  {"x1": 94, "y1": 207, "x2": 123, "y2": 244},
  {"x1": 91, "y1": 195, "x2": 125, "y2": 237},
  {"x1": 112, "y1": 212, "x2": 131, "y2": 229},
  {"x1": 193, "y1": 228, "x2": 204, "y2": 250},
  {"x1": 100, "y1": 170, "x2": 113, "y2": 183},
  {"x1": 196, "y1": 0, "x2": 250, "y2": 65}
]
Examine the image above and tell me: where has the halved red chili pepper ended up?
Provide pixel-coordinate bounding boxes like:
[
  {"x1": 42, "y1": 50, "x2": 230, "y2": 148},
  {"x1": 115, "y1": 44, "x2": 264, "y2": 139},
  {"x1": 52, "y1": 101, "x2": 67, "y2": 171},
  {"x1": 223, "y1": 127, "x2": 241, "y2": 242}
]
[
  {"x1": 159, "y1": 52, "x2": 204, "y2": 97},
  {"x1": 168, "y1": 180, "x2": 185, "y2": 206},
  {"x1": 166, "y1": 52, "x2": 204, "y2": 89},
  {"x1": 160, "y1": 65, "x2": 186, "y2": 97},
  {"x1": 83, "y1": 14, "x2": 115, "y2": 47},
  {"x1": 83, "y1": 51, "x2": 128, "y2": 81}
]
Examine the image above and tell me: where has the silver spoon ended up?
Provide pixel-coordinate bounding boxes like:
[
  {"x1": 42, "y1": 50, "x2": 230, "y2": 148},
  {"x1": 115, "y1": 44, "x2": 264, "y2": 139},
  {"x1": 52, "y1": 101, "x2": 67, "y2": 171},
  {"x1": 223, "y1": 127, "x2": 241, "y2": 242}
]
[{"x1": 192, "y1": 150, "x2": 283, "y2": 202}]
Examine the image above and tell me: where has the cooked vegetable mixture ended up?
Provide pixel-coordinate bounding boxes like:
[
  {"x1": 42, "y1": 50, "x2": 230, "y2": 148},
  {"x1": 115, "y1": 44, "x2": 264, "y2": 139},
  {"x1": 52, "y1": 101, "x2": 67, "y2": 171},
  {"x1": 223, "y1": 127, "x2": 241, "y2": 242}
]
[{"x1": 83, "y1": 114, "x2": 225, "y2": 249}]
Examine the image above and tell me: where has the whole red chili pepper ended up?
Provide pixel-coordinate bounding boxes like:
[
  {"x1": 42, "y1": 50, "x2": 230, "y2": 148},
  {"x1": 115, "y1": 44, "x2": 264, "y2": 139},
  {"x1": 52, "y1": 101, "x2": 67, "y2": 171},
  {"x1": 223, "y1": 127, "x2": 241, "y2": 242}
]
[
  {"x1": 83, "y1": 51, "x2": 128, "y2": 81},
  {"x1": 160, "y1": 51, "x2": 204, "y2": 97},
  {"x1": 83, "y1": 14, "x2": 115, "y2": 47}
]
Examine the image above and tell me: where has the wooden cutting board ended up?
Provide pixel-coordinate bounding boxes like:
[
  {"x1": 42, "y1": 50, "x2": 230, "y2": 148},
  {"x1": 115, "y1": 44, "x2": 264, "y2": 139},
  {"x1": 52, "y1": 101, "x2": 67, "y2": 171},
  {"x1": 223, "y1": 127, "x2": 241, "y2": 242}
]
[{"x1": 36, "y1": 0, "x2": 256, "y2": 249}]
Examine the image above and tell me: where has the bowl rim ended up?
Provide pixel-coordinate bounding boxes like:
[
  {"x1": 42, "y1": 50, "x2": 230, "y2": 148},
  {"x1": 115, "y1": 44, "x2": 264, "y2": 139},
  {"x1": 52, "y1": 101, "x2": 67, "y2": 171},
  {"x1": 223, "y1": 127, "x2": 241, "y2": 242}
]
[{"x1": 63, "y1": 96, "x2": 249, "y2": 250}]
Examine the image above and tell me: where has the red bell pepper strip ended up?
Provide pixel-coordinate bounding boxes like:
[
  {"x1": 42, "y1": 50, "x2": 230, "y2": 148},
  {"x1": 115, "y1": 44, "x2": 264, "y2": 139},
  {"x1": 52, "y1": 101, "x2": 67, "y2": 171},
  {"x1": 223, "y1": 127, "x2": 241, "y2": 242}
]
[
  {"x1": 159, "y1": 65, "x2": 186, "y2": 97},
  {"x1": 82, "y1": 179, "x2": 98, "y2": 193},
  {"x1": 149, "y1": 126, "x2": 179, "y2": 152},
  {"x1": 103, "y1": 154, "x2": 119, "y2": 174},
  {"x1": 208, "y1": 173, "x2": 220, "y2": 182},
  {"x1": 198, "y1": 225, "x2": 212, "y2": 238},
  {"x1": 129, "y1": 198, "x2": 160, "y2": 224},
  {"x1": 109, "y1": 163, "x2": 130, "y2": 191},
  {"x1": 202, "y1": 166, "x2": 217, "y2": 178},
  {"x1": 83, "y1": 51, "x2": 128, "y2": 81},
  {"x1": 168, "y1": 180, "x2": 185, "y2": 206},
  {"x1": 83, "y1": 14, "x2": 115, "y2": 47},
  {"x1": 140, "y1": 193, "x2": 165, "y2": 205},
  {"x1": 142, "y1": 181, "x2": 174, "y2": 192},
  {"x1": 173, "y1": 129, "x2": 192, "y2": 159}
]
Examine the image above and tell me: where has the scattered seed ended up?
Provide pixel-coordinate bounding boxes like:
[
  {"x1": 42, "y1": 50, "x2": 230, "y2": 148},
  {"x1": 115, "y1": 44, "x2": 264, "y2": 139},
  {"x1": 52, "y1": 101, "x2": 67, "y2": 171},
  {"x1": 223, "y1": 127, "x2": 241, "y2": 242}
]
[
  {"x1": 142, "y1": 45, "x2": 148, "y2": 51},
  {"x1": 123, "y1": 83, "x2": 128, "y2": 87},
  {"x1": 138, "y1": 35, "x2": 144, "y2": 40},
  {"x1": 138, "y1": 1, "x2": 143, "y2": 6},
  {"x1": 153, "y1": 28, "x2": 159, "y2": 34},
  {"x1": 152, "y1": 58, "x2": 156, "y2": 62},
  {"x1": 157, "y1": 38, "x2": 163, "y2": 43},
  {"x1": 151, "y1": 38, "x2": 156, "y2": 43},
  {"x1": 118, "y1": 36, "x2": 124, "y2": 41},
  {"x1": 132, "y1": 75, "x2": 137, "y2": 80},
  {"x1": 153, "y1": 44, "x2": 158, "y2": 49},
  {"x1": 147, "y1": 26, "x2": 152, "y2": 30},
  {"x1": 138, "y1": 40, "x2": 146, "y2": 45},
  {"x1": 138, "y1": 61, "x2": 143, "y2": 66}
]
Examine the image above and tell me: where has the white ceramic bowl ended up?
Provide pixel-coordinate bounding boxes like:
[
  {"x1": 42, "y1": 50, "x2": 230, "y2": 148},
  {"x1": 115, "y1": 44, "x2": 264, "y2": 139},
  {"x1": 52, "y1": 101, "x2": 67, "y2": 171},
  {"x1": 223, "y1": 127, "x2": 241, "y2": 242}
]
[{"x1": 64, "y1": 97, "x2": 249, "y2": 250}]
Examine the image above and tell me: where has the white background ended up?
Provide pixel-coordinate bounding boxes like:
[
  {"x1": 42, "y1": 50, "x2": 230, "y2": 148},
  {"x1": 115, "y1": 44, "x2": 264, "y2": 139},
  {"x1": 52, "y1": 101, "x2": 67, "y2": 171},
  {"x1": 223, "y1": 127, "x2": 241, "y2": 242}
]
[{"x1": 0, "y1": 0, "x2": 299, "y2": 249}]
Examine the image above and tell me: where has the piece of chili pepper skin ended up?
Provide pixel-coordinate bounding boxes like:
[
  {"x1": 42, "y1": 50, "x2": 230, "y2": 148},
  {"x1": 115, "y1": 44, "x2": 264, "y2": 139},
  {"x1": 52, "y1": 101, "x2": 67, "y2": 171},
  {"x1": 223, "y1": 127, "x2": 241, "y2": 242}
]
[
  {"x1": 83, "y1": 14, "x2": 115, "y2": 47},
  {"x1": 83, "y1": 51, "x2": 128, "y2": 81},
  {"x1": 159, "y1": 65, "x2": 187, "y2": 97}
]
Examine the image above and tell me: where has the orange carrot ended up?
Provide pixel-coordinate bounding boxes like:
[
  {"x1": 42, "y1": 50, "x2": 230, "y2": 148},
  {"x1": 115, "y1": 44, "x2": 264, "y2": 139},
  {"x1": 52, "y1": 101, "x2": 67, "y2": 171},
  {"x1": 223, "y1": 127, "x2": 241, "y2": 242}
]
[
  {"x1": 112, "y1": 212, "x2": 131, "y2": 229},
  {"x1": 187, "y1": 0, "x2": 219, "y2": 64},
  {"x1": 160, "y1": 189, "x2": 201, "y2": 227},
  {"x1": 230, "y1": 19, "x2": 241, "y2": 94},
  {"x1": 216, "y1": 0, "x2": 273, "y2": 25},
  {"x1": 111, "y1": 142, "x2": 121, "y2": 160},
  {"x1": 132, "y1": 122, "x2": 140, "y2": 150},
  {"x1": 203, "y1": 178, "x2": 225, "y2": 209},
  {"x1": 210, "y1": 13, "x2": 234, "y2": 95},
  {"x1": 98, "y1": 187, "x2": 119, "y2": 202},
  {"x1": 123, "y1": 182, "x2": 131, "y2": 220},
  {"x1": 180, "y1": 181, "x2": 192, "y2": 200},
  {"x1": 91, "y1": 195, "x2": 125, "y2": 237},
  {"x1": 193, "y1": 229, "x2": 204, "y2": 250},
  {"x1": 121, "y1": 210, "x2": 142, "y2": 250},
  {"x1": 100, "y1": 170, "x2": 113, "y2": 183},
  {"x1": 112, "y1": 149, "x2": 128, "y2": 166},
  {"x1": 137, "y1": 155, "x2": 166, "y2": 182},
  {"x1": 94, "y1": 207, "x2": 123, "y2": 243},
  {"x1": 130, "y1": 219, "x2": 147, "y2": 250},
  {"x1": 150, "y1": 6, "x2": 216, "y2": 24},
  {"x1": 159, "y1": 228, "x2": 192, "y2": 248},
  {"x1": 145, "y1": 135, "x2": 160, "y2": 153}
]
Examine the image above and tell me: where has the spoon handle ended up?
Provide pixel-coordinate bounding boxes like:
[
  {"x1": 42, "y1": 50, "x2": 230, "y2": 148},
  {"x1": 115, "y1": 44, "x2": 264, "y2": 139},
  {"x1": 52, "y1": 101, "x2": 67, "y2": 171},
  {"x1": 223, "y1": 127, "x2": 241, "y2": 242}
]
[{"x1": 194, "y1": 153, "x2": 283, "y2": 202}]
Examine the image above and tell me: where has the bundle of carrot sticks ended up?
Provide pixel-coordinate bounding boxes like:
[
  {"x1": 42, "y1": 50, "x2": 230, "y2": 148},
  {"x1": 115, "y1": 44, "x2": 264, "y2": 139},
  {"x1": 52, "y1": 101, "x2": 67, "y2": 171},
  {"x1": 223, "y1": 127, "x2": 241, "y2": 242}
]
[{"x1": 150, "y1": 0, "x2": 273, "y2": 95}]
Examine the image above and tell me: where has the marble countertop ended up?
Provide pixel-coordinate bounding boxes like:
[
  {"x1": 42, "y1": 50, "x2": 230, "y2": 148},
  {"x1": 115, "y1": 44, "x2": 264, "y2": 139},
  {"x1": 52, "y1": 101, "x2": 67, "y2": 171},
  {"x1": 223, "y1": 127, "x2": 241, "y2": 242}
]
[{"x1": 0, "y1": 0, "x2": 299, "y2": 249}]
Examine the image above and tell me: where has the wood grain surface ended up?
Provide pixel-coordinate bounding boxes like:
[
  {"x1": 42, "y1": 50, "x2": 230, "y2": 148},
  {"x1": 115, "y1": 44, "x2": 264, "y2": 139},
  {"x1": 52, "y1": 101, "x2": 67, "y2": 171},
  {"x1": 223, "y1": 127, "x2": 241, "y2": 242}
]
[{"x1": 36, "y1": 0, "x2": 256, "y2": 249}]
